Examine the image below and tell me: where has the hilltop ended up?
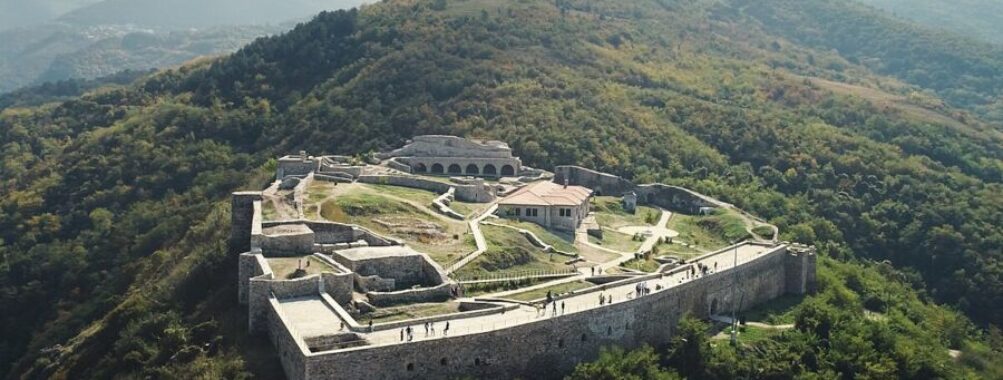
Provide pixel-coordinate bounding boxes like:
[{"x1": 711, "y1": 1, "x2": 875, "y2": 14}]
[{"x1": 1, "y1": 0, "x2": 1001, "y2": 378}]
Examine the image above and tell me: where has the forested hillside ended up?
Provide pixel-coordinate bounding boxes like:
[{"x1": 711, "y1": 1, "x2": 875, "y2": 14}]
[
  {"x1": 858, "y1": 0, "x2": 1003, "y2": 45},
  {"x1": 1, "y1": 0, "x2": 1002, "y2": 378}
]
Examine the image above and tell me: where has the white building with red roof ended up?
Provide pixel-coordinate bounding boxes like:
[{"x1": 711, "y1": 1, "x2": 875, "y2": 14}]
[{"x1": 497, "y1": 180, "x2": 593, "y2": 231}]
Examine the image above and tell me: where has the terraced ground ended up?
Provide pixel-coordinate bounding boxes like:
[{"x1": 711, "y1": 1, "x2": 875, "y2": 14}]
[
  {"x1": 665, "y1": 210, "x2": 750, "y2": 252},
  {"x1": 311, "y1": 183, "x2": 477, "y2": 265},
  {"x1": 452, "y1": 225, "x2": 573, "y2": 278}
]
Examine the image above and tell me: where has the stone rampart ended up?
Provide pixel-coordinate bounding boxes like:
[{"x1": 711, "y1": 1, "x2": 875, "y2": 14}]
[
  {"x1": 278, "y1": 156, "x2": 320, "y2": 179},
  {"x1": 554, "y1": 166, "x2": 635, "y2": 196},
  {"x1": 230, "y1": 192, "x2": 263, "y2": 254},
  {"x1": 635, "y1": 184, "x2": 724, "y2": 214},
  {"x1": 386, "y1": 157, "x2": 413, "y2": 173},
  {"x1": 267, "y1": 295, "x2": 309, "y2": 380},
  {"x1": 287, "y1": 245, "x2": 810, "y2": 380},
  {"x1": 259, "y1": 225, "x2": 315, "y2": 256},
  {"x1": 239, "y1": 253, "x2": 270, "y2": 304}
]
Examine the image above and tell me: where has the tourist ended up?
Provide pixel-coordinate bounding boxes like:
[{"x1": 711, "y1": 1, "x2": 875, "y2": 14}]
[
  {"x1": 552, "y1": 302, "x2": 557, "y2": 317},
  {"x1": 608, "y1": 294, "x2": 613, "y2": 304},
  {"x1": 369, "y1": 319, "x2": 373, "y2": 332},
  {"x1": 340, "y1": 321, "x2": 344, "y2": 331},
  {"x1": 561, "y1": 301, "x2": 565, "y2": 315},
  {"x1": 444, "y1": 321, "x2": 450, "y2": 336},
  {"x1": 599, "y1": 292, "x2": 605, "y2": 305},
  {"x1": 591, "y1": 267, "x2": 595, "y2": 276},
  {"x1": 424, "y1": 322, "x2": 429, "y2": 336},
  {"x1": 400, "y1": 329, "x2": 404, "y2": 342}
]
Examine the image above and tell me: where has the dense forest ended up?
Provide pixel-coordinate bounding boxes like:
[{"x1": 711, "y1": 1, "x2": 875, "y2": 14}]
[{"x1": 1, "y1": 0, "x2": 1001, "y2": 378}]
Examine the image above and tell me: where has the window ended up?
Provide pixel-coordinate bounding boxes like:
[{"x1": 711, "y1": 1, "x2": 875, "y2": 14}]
[
  {"x1": 559, "y1": 208, "x2": 572, "y2": 217},
  {"x1": 514, "y1": 207, "x2": 521, "y2": 216},
  {"x1": 527, "y1": 208, "x2": 538, "y2": 217}
]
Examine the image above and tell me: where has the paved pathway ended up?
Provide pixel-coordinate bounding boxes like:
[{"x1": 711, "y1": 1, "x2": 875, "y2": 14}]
[
  {"x1": 444, "y1": 204, "x2": 497, "y2": 274},
  {"x1": 279, "y1": 243, "x2": 780, "y2": 347}
]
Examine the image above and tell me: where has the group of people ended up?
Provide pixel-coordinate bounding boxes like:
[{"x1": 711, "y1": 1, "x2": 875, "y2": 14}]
[
  {"x1": 598, "y1": 292, "x2": 613, "y2": 305},
  {"x1": 400, "y1": 321, "x2": 451, "y2": 342},
  {"x1": 539, "y1": 290, "x2": 566, "y2": 317},
  {"x1": 634, "y1": 281, "x2": 652, "y2": 297}
]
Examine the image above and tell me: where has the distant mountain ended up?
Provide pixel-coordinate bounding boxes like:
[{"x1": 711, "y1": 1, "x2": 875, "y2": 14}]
[
  {"x1": 857, "y1": 0, "x2": 1003, "y2": 45},
  {"x1": 58, "y1": 0, "x2": 370, "y2": 30},
  {"x1": 0, "y1": 0, "x2": 372, "y2": 93},
  {"x1": 0, "y1": 0, "x2": 101, "y2": 31},
  {"x1": 0, "y1": 23, "x2": 289, "y2": 93}
]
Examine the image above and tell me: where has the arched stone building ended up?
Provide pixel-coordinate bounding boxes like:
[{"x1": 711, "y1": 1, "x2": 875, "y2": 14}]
[{"x1": 385, "y1": 135, "x2": 522, "y2": 178}]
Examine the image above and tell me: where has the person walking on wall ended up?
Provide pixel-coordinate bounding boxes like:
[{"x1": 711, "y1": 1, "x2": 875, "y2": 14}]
[
  {"x1": 431, "y1": 322, "x2": 436, "y2": 336},
  {"x1": 444, "y1": 321, "x2": 450, "y2": 336},
  {"x1": 552, "y1": 301, "x2": 557, "y2": 317},
  {"x1": 561, "y1": 301, "x2": 565, "y2": 315}
]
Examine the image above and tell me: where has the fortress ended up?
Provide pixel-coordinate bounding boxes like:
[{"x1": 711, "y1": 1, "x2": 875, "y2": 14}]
[{"x1": 234, "y1": 136, "x2": 816, "y2": 380}]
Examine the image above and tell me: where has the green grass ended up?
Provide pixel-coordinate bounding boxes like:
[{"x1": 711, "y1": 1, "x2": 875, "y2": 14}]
[
  {"x1": 266, "y1": 256, "x2": 338, "y2": 279},
  {"x1": 366, "y1": 184, "x2": 439, "y2": 205},
  {"x1": 453, "y1": 225, "x2": 571, "y2": 278},
  {"x1": 361, "y1": 302, "x2": 461, "y2": 324},
  {"x1": 589, "y1": 229, "x2": 643, "y2": 253},
  {"x1": 318, "y1": 189, "x2": 475, "y2": 266},
  {"x1": 736, "y1": 325, "x2": 779, "y2": 344},
  {"x1": 741, "y1": 294, "x2": 804, "y2": 325},
  {"x1": 622, "y1": 257, "x2": 661, "y2": 272},
  {"x1": 665, "y1": 210, "x2": 751, "y2": 252},
  {"x1": 592, "y1": 196, "x2": 659, "y2": 228},
  {"x1": 493, "y1": 219, "x2": 577, "y2": 253},
  {"x1": 506, "y1": 281, "x2": 594, "y2": 302}
]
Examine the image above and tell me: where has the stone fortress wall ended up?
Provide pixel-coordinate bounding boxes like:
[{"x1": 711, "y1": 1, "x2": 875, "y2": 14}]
[
  {"x1": 555, "y1": 165, "x2": 728, "y2": 212},
  {"x1": 286, "y1": 244, "x2": 814, "y2": 380},
  {"x1": 238, "y1": 141, "x2": 815, "y2": 380}
]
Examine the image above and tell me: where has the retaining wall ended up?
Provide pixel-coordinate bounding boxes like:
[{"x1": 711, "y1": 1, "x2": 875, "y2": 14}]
[
  {"x1": 358, "y1": 175, "x2": 494, "y2": 203},
  {"x1": 554, "y1": 166, "x2": 635, "y2": 196},
  {"x1": 366, "y1": 282, "x2": 454, "y2": 307},
  {"x1": 286, "y1": 246, "x2": 810, "y2": 380}
]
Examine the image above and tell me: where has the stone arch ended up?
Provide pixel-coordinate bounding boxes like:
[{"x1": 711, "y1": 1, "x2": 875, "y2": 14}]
[
  {"x1": 465, "y1": 163, "x2": 480, "y2": 175},
  {"x1": 710, "y1": 298, "x2": 719, "y2": 316},
  {"x1": 414, "y1": 163, "x2": 428, "y2": 173},
  {"x1": 448, "y1": 164, "x2": 462, "y2": 174},
  {"x1": 431, "y1": 163, "x2": 444, "y2": 174},
  {"x1": 501, "y1": 164, "x2": 515, "y2": 176},
  {"x1": 483, "y1": 164, "x2": 497, "y2": 176}
]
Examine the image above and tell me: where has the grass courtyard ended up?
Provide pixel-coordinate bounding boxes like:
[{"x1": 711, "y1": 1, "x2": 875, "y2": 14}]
[
  {"x1": 591, "y1": 196, "x2": 660, "y2": 229},
  {"x1": 665, "y1": 209, "x2": 750, "y2": 252},
  {"x1": 267, "y1": 256, "x2": 339, "y2": 279},
  {"x1": 313, "y1": 183, "x2": 476, "y2": 266},
  {"x1": 452, "y1": 225, "x2": 572, "y2": 278}
]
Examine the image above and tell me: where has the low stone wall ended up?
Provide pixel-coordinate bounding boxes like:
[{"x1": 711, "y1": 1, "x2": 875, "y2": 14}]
[
  {"x1": 358, "y1": 175, "x2": 494, "y2": 203},
  {"x1": 319, "y1": 165, "x2": 364, "y2": 179},
  {"x1": 278, "y1": 156, "x2": 319, "y2": 179},
  {"x1": 321, "y1": 271, "x2": 354, "y2": 305},
  {"x1": 386, "y1": 157, "x2": 413, "y2": 174},
  {"x1": 259, "y1": 227, "x2": 315, "y2": 256},
  {"x1": 260, "y1": 220, "x2": 400, "y2": 249},
  {"x1": 314, "y1": 173, "x2": 354, "y2": 183},
  {"x1": 554, "y1": 166, "x2": 635, "y2": 196},
  {"x1": 367, "y1": 282, "x2": 454, "y2": 307},
  {"x1": 635, "y1": 184, "x2": 725, "y2": 214},
  {"x1": 294, "y1": 245, "x2": 810, "y2": 380},
  {"x1": 372, "y1": 302, "x2": 519, "y2": 331}
]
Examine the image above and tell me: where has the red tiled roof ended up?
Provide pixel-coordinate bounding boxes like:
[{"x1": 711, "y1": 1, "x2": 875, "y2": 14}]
[{"x1": 499, "y1": 181, "x2": 592, "y2": 207}]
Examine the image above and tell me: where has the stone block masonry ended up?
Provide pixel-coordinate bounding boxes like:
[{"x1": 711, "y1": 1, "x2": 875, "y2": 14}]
[{"x1": 290, "y1": 246, "x2": 812, "y2": 380}]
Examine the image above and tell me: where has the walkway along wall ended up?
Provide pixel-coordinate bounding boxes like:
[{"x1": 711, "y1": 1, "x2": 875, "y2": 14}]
[{"x1": 274, "y1": 245, "x2": 814, "y2": 380}]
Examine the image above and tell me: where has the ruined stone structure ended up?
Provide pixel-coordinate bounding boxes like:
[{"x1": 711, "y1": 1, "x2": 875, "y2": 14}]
[{"x1": 383, "y1": 135, "x2": 522, "y2": 178}]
